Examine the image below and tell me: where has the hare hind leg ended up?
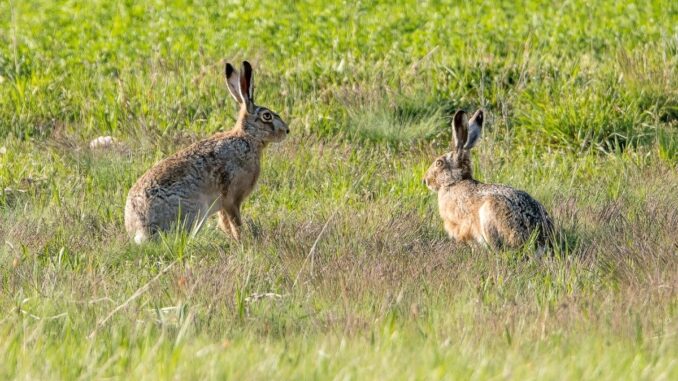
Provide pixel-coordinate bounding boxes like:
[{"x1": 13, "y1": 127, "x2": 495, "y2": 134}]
[{"x1": 478, "y1": 202, "x2": 505, "y2": 250}]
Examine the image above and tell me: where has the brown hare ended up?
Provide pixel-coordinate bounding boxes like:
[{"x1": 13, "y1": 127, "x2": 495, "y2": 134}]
[
  {"x1": 423, "y1": 109, "x2": 553, "y2": 252},
  {"x1": 125, "y1": 61, "x2": 289, "y2": 244}
]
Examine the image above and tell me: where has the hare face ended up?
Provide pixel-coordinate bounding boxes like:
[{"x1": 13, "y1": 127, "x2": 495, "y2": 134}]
[
  {"x1": 423, "y1": 109, "x2": 483, "y2": 192},
  {"x1": 423, "y1": 151, "x2": 470, "y2": 192},
  {"x1": 244, "y1": 106, "x2": 289, "y2": 143},
  {"x1": 225, "y1": 61, "x2": 289, "y2": 143}
]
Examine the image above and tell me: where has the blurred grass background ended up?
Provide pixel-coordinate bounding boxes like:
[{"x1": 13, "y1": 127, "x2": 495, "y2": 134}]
[{"x1": 1, "y1": 0, "x2": 677, "y2": 379}]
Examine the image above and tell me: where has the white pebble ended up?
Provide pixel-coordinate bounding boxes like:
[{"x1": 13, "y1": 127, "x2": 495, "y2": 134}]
[{"x1": 89, "y1": 136, "x2": 117, "y2": 149}]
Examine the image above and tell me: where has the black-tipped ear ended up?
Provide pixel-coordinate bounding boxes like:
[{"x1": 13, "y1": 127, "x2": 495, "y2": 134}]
[
  {"x1": 452, "y1": 110, "x2": 468, "y2": 150},
  {"x1": 239, "y1": 61, "x2": 254, "y2": 105},
  {"x1": 224, "y1": 62, "x2": 243, "y2": 104},
  {"x1": 464, "y1": 109, "x2": 484, "y2": 149}
]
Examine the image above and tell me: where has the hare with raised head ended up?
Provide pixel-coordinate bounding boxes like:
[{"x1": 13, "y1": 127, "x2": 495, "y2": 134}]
[
  {"x1": 423, "y1": 109, "x2": 553, "y2": 251},
  {"x1": 125, "y1": 61, "x2": 289, "y2": 244}
]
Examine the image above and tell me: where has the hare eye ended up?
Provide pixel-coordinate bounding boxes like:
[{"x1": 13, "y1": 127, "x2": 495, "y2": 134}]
[
  {"x1": 436, "y1": 159, "x2": 444, "y2": 167},
  {"x1": 261, "y1": 112, "x2": 272, "y2": 121}
]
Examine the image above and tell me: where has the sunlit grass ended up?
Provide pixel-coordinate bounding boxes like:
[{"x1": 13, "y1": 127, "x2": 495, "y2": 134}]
[{"x1": 1, "y1": 0, "x2": 677, "y2": 380}]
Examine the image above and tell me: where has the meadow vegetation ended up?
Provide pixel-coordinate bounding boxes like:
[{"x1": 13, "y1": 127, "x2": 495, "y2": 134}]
[{"x1": 1, "y1": 0, "x2": 677, "y2": 379}]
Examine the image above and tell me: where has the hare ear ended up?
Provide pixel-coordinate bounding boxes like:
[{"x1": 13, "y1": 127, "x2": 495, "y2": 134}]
[
  {"x1": 452, "y1": 110, "x2": 468, "y2": 150},
  {"x1": 239, "y1": 61, "x2": 254, "y2": 112},
  {"x1": 464, "y1": 109, "x2": 484, "y2": 149},
  {"x1": 225, "y1": 63, "x2": 243, "y2": 104}
]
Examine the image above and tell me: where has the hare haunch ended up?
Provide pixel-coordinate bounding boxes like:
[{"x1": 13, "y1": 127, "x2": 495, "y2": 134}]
[
  {"x1": 125, "y1": 61, "x2": 289, "y2": 243},
  {"x1": 424, "y1": 109, "x2": 553, "y2": 251}
]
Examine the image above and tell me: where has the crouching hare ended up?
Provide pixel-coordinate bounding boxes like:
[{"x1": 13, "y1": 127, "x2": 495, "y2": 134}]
[
  {"x1": 423, "y1": 109, "x2": 553, "y2": 252},
  {"x1": 125, "y1": 61, "x2": 289, "y2": 243}
]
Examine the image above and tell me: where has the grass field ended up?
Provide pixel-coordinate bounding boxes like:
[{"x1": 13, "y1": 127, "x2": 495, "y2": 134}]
[{"x1": 1, "y1": 0, "x2": 677, "y2": 379}]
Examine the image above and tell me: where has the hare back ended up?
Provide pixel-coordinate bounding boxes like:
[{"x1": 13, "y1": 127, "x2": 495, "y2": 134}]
[
  {"x1": 438, "y1": 181, "x2": 551, "y2": 249},
  {"x1": 124, "y1": 133, "x2": 263, "y2": 239},
  {"x1": 476, "y1": 184, "x2": 552, "y2": 248}
]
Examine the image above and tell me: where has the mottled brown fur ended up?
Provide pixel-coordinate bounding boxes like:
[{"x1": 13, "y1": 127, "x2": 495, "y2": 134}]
[
  {"x1": 424, "y1": 109, "x2": 553, "y2": 251},
  {"x1": 124, "y1": 61, "x2": 289, "y2": 243}
]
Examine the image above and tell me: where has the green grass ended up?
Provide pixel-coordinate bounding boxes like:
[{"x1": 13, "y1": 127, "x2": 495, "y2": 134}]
[{"x1": 1, "y1": 0, "x2": 677, "y2": 379}]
